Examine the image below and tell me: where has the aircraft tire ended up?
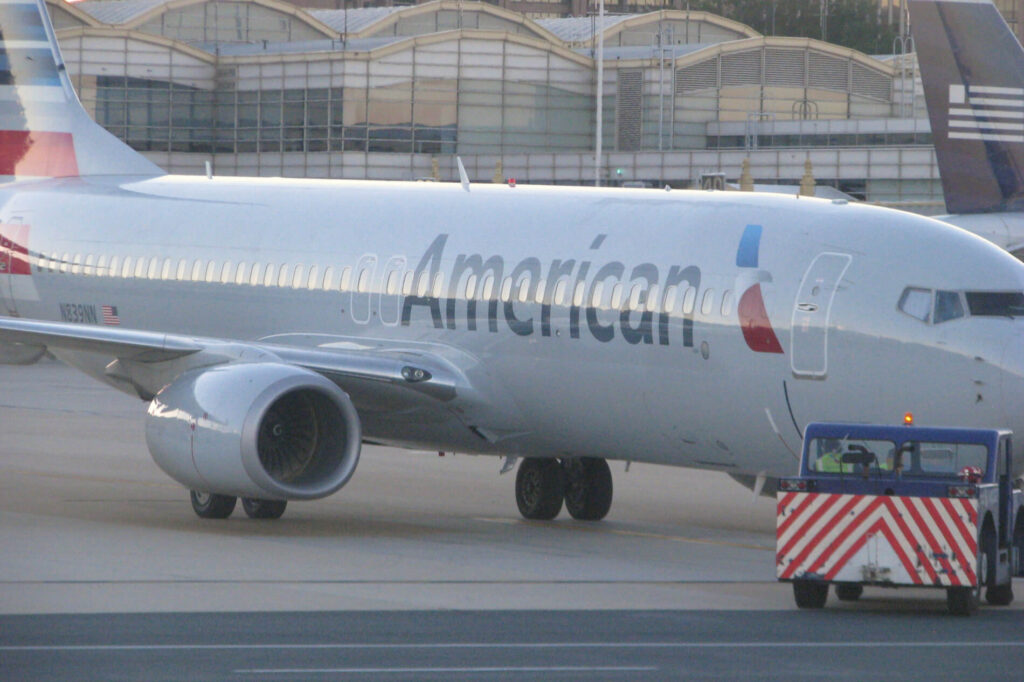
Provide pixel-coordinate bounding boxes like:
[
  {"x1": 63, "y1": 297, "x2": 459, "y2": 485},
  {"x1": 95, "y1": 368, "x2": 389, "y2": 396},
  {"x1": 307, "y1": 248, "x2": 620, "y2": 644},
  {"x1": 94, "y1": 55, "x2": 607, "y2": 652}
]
[
  {"x1": 562, "y1": 457, "x2": 613, "y2": 521},
  {"x1": 242, "y1": 498, "x2": 288, "y2": 520},
  {"x1": 515, "y1": 458, "x2": 564, "y2": 520},
  {"x1": 190, "y1": 490, "x2": 237, "y2": 519},
  {"x1": 834, "y1": 584, "x2": 863, "y2": 602},
  {"x1": 792, "y1": 581, "x2": 828, "y2": 609}
]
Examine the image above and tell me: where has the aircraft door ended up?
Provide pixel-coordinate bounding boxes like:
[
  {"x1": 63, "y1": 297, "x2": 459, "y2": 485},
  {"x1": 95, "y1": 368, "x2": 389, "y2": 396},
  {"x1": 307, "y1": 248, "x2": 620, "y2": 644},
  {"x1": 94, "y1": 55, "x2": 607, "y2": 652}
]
[
  {"x1": 790, "y1": 252, "x2": 852, "y2": 378},
  {"x1": 378, "y1": 256, "x2": 406, "y2": 326},
  {"x1": 0, "y1": 218, "x2": 27, "y2": 315},
  {"x1": 350, "y1": 254, "x2": 377, "y2": 325}
]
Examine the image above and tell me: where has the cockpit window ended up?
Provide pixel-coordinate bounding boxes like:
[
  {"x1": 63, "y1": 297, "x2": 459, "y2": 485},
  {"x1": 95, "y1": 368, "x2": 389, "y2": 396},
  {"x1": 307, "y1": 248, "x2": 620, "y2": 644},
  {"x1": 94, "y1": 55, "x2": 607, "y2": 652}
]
[
  {"x1": 934, "y1": 290, "x2": 965, "y2": 324},
  {"x1": 965, "y1": 291, "x2": 1024, "y2": 317},
  {"x1": 898, "y1": 287, "x2": 931, "y2": 322}
]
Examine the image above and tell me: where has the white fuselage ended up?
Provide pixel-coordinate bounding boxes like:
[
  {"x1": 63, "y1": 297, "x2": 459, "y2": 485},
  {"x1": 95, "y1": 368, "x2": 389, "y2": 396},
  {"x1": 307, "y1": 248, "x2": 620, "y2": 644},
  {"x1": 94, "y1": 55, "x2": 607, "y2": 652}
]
[{"x1": 4, "y1": 175, "x2": 1024, "y2": 480}]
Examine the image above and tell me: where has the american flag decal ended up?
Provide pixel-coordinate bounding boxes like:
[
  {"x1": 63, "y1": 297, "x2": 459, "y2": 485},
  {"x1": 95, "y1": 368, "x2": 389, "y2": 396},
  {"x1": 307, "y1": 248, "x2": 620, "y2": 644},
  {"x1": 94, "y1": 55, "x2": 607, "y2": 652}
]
[
  {"x1": 948, "y1": 84, "x2": 1024, "y2": 143},
  {"x1": 777, "y1": 492, "x2": 979, "y2": 587},
  {"x1": 101, "y1": 305, "x2": 120, "y2": 326}
]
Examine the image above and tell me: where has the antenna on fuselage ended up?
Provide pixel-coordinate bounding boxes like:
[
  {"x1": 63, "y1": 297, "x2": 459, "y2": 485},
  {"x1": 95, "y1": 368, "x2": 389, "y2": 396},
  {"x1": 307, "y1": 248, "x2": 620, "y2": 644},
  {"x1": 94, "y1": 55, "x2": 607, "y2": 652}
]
[{"x1": 456, "y1": 157, "x2": 470, "y2": 192}]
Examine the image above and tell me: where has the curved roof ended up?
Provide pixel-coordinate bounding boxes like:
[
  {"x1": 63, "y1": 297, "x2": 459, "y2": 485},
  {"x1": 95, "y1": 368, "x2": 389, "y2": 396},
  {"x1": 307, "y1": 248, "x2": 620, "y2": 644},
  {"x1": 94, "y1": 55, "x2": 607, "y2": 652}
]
[
  {"x1": 57, "y1": 26, "x2": 216, "y2": 64},
  {"x1": 322, "y1": 1, "x2": 562, "y2": 44},
  {"x1": 309, "y1": 7, "x2": 407, "y2": 35},
  {"x1": 538, "y1": 10, "x2": 760, "y2": 46},
  {"x1": 75, "y1": 0, "x2": 338, "y2": 38},
  {"x1": 46, "y1": 0, "x2": 102, "y2": 28}
]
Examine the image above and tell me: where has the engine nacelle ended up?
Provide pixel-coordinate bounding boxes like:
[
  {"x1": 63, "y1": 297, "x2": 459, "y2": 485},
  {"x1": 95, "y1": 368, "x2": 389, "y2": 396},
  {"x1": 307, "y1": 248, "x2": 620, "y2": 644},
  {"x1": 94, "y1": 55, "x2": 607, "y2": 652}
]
[{"x1": 145, "y1": 362, "x2": 361, "y2": 500}]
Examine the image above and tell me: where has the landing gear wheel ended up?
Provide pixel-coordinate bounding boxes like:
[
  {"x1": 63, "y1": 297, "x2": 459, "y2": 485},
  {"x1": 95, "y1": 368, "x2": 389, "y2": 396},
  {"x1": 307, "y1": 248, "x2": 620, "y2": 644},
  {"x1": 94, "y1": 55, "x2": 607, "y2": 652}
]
[
  {"x1": 792, "y1": 581, "x2": 828, "y2": 609},
  {"x1": 515, "y1": 458, "x2": 564, "y2": 520},
  {"x1": 562, "y1": 457, "x2": 613, "y2": 521},
  {"x1": 834, "y1": 584, "x2": 863, "y2": 602},
  {"x1": 190, "y1": 490, "x2": 237, "y2": 519},
  {"x1": 242, "y1": 498, "x2": 288, "y2": 520},
  {"x1": 947, "y1": 586, "x2": 980, "y2": 616}
]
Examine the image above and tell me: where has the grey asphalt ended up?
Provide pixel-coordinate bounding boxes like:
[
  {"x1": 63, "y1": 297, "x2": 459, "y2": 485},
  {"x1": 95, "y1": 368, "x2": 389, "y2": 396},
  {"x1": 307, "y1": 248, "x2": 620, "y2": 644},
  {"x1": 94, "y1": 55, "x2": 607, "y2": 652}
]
[
  {"x1": 3, "y1": 610, "x2": 1024, "y2": 681},
  {"x1": 2, "y1": 360, "x2": 1023, "y2": 681}
]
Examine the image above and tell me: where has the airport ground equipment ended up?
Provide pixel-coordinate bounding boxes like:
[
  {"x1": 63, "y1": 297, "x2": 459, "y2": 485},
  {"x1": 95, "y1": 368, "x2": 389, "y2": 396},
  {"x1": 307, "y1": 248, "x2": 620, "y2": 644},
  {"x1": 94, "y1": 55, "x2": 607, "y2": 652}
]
[{"x1": 776, "y1": 422, "x2": 1024, "y2": 615}]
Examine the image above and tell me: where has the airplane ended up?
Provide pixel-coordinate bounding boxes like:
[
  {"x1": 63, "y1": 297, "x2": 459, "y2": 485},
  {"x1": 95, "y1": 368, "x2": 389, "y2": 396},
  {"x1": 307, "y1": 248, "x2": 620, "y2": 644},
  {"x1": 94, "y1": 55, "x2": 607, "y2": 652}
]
[
  {"x1": 909, "y1": 0, "x2": 1024, "y2": 257},
  {"x1": 3, "y1": 0, "x2": 1024, "y2": 523}
]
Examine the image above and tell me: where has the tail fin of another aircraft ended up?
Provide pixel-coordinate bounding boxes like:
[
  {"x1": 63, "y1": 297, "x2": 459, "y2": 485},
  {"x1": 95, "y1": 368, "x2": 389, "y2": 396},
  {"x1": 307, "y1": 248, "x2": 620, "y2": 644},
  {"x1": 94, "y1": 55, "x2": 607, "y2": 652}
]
[
  {"x1": 0, "y1": 0, "x2": 160, "y2": 179},
  {"x1": 909, "y1": 0, "x2": 1024, "y2": 214}
]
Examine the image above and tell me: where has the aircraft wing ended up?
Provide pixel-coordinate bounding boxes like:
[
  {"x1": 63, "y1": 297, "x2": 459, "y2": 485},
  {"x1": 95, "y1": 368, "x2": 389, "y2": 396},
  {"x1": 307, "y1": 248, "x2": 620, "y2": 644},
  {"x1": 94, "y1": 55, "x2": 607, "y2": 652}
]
[{"x1": 0, "y1": 316, "x2": 458, "y2": 403}]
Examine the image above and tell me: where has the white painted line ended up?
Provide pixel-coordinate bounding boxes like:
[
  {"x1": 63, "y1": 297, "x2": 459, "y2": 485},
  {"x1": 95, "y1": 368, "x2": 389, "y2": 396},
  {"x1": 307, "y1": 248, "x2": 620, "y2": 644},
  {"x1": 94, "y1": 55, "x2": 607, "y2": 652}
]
[
  {"x1": 234, "y1": 666, "x2": 658, "y2": 675},
  {"x1": 4, "y1": 641, "x2": 1024, "y2": 652}
]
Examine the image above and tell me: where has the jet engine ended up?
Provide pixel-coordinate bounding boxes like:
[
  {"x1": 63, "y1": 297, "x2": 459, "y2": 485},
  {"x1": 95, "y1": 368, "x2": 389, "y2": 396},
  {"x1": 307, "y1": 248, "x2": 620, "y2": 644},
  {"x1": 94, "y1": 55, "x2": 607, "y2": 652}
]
[{"x1": 145, "y1": 362, "x2": 361, "y2": 500}]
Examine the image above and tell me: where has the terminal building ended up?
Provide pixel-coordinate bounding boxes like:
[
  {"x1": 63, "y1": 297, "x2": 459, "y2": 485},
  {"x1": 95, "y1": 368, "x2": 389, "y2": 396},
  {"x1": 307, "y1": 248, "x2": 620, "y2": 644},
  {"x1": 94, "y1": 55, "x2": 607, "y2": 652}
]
[{"x1": 53, "y1": 0, "x2": 939, "y2": 208}]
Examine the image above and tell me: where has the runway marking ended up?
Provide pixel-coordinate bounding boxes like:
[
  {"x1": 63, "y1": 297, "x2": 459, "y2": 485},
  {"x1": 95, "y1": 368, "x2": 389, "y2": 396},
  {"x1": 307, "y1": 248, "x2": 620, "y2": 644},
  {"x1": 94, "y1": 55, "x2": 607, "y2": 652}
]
[
  {"x1": 5, "y1": 641, "x2": 1024, "y2": 652},
  {"x1": 234, "y1": 666, "x2": 658, "y2": 675},
  {"x1": 474, "y1": 517, "x2": 774, "y2": 551}
]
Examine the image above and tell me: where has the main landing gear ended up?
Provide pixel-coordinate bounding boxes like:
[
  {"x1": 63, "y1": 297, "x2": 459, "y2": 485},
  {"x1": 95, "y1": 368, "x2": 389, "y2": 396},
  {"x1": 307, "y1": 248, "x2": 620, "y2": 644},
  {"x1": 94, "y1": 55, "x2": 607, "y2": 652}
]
[
  {"x1": 189, "y1": 490, "x2": 288, "y2": 520},
  {"x1": 515, "y1": 457, "x2": 613, "y2": 521}
]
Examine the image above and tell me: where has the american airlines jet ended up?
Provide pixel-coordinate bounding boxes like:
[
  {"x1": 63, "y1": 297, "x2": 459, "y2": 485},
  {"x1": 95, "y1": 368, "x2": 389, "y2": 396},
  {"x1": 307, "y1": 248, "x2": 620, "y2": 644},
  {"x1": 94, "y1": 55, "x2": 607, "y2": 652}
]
[
  {"x1": 3, "y1": 0, "x2": 1024, "y2": 523},
  {"x1": 910, "y1": 0, "x2": 1024, "y2": 256}
]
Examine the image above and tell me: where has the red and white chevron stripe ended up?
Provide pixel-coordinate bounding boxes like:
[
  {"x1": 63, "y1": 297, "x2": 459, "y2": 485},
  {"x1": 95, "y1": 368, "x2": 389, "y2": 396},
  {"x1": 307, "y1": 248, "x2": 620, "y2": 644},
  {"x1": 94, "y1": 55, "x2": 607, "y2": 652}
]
[{"x1": 777, "y1": 492, "x2": 978, "y2": 587}]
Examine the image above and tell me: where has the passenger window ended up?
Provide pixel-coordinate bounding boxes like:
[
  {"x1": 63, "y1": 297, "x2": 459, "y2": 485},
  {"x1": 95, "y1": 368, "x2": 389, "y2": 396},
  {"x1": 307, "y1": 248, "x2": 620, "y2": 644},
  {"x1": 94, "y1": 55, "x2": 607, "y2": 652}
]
[
  {"x1": 162, "y1": 258, "x2": 173, "y2": 280},
  {"x1": 190, "y1": 260, "x2": 203, "y2": 282},
  {"x1": 432, "y1": 272, "x2": 445, "y2": 298},
  {"x1": 465, "y1": 274, "x2": 478, "y2": 300},
  {"x1": 292, "y1": 265, "x2": 304, "y2": 289},
  {"x1": 96, "y1": 255, "x2": 107, "y2": 276},
  {"x1": 206, "y1": 262, "x2": 218, "y2": 283},
  {"x1": 133, "y1": 258, "x2": 146, "y2": 279},
  {"x1": 591, "y1": 281, "x2": 604, "y2": 308},
  {"x1": 401, "y1": 271, "x2": 413, "y2": 295},
  {"x1": 416, "y1": 271, "x2": 429, "y2": 297},
  {"x1": 646, "y1": 284, "x2": 661, "y2": 313},
  {"x1": 701, "y1": 289, "x2": 715, "y2": 315},
  {"x1": 109, "y1": 256, "x2": 119, "y2": 277},
  {"x1": 573, "y1": 281, "x2": 585, "y2": 307},
  {"x1": 628, "y1": 284, "x2": 642, "y2": 310},
  {"x1": 610, "y1": 283, "x2": 623, "y2": 309},
  {"x1": 721, "y1": 290, "x2": 733, "y2": 317},
  {"x1": 682, "y1": 286, "x2": 696, "y2": 314},
  {"x1": 263, "y1": 264, "x2": 276, "y2": 286},
  {"x1": 482, "y1": 274, "x2": 495, "y2": 300},
  {"x1": 147, "y1": 258, "x2": 159, "y2": 280},
  {"x1": 386, "y1": 270, "x2": 399, "y2": 295},
  {"x1": 250, "y1": 263, "x2": 263, "y2": 286},
  {"x1": 72, "y1": 254, "x2": 82, "y2": 276},
  {"x1": 84, "y1": 254, "x2": 95, "y2": 276},
  {"x1": 934, "y1": 290, "x2": 965, "y2": 323},
  {"x1": 235, "y1": 262, "x2": 249, "y2": 285},
  {"x1": 898, "y1": 287, "x2": 932, "y2": 322},
  {"x1": 553, "y1": 279, "x2": 567, "y2": 307},
  {"x1": 357, "y1": 268, "x2": 370, "y2": 294},
  {"x1": 221, "y1": 262, "x2": 234, "y2": 284},
  {"x1": 339, "y1": 266, "x2": 351, "y2": 291},
  {"x1": 307, "y1": 265, "x2": 319, "y2": 290},
  {"x1": 663, "y1": 285, "x2": 678, "y2": 313},
  {"x1": 277, "y1": 264, "x2": 290, "y2": 288},
  {"x1": 534, "y1": 279, "x2": 546, "y2": 304},
  {"x1": 516, "y1": 278, "x2": 530, "y2": 303},
  {"x1": 176, "y1": 259, "x2": 187, "y2": 281},
  {"x1": 323, "y1": 266, "x2": 335, "y2": 290},
  {"x1": 122, "y1": 257, "x2": 134, "y2": 279}
]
